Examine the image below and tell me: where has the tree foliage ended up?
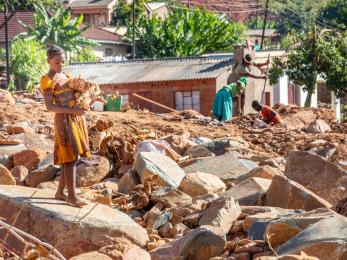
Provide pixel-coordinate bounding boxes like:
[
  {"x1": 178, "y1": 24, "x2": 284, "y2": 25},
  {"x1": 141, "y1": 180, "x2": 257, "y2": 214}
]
[
  {"x1": 269, "y1": 28, "x2": 347, "y2": 107},
  {"x1": 71, "y1": 47, "x2": 98, "y2": 63},
  {"x1": 129, "y1": 7, "x2": 245, "y2": 58},
  {"x1": 16, "y1": 3, "x2": 98, "y2": 52},
  {"x1": 111, "y1": 0, "x2": 146, "y2": 27},
  {"x1": 0, "y1": 0, "x2": 61, "y2": 11},
  {"x1": 319, "y1": 0, "x2": 347, "y2": 30},
  {"x1": 1, "y1": 39, "x2": 48, "y2": 92}
]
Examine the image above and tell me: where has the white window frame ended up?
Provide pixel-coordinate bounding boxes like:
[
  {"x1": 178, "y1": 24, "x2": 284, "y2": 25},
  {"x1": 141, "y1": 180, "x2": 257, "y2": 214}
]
[{"x1": 175, "y1": 90, "x2": 200, "y2": 112}]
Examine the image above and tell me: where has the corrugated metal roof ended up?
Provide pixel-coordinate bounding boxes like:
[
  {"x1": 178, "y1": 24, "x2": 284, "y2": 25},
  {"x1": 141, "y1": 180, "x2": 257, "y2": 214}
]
[{"x1": 65, "y1": 57, "x2": 234, "y2": 84}]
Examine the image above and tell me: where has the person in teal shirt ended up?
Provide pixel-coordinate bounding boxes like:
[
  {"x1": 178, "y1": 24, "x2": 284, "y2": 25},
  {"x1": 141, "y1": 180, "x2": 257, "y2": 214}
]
[{"x1": 212, "y1": 77, "x2": 248, "y2": 124}]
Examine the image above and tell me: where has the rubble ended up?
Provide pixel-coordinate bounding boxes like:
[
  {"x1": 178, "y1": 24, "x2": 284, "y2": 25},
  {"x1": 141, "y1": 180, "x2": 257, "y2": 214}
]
[{"x1": 2, "y1": 97, "x2": 347, "y2": 259}]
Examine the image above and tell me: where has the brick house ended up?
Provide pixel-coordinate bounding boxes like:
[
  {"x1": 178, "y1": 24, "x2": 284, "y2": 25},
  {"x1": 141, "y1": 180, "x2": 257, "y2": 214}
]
[
  {"x1": 65, "y1": 57, "x2": 233, "y2": 115},
  {"x1": 0, "y1": 11, "x2": 35, "y2": 49},
  {"x1": 63, "y1": 0, "x2": 118, "y2": 27}
]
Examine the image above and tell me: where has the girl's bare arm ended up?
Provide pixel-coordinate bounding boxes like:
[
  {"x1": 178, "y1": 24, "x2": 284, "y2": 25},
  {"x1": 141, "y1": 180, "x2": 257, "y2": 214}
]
[{"x1": 43, "y1": 89, "x2": 84, "y2": 116}]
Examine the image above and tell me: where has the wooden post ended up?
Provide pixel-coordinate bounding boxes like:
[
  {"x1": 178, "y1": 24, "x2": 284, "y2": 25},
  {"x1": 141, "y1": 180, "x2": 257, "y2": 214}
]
[{"x1": 132, "y1": 93, "x2": 178, "y2": 113}]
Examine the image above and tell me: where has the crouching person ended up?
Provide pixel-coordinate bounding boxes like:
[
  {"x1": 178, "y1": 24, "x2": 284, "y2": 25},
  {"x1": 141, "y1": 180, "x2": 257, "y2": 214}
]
[{"x1": 251, "y1": 100, "x2": 282, "y2": 125}]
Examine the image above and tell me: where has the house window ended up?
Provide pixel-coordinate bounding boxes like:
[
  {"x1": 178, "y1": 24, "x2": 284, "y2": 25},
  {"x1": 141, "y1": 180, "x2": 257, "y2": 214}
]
[
  {"x1": 105, "y1": 48, "x2": 113, "y2": 57},
  {"x1": 122, "y1": 94, "x2": 129, "y2": 105},
  {"x1": 175, "y1": 90, "x2": 200, "y2": 112}
]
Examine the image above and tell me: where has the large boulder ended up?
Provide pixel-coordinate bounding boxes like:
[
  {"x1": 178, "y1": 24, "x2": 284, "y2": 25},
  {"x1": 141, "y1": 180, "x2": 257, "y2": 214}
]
[
  {"x1": 282, "y1": 110, "x2": 316, "y2": 130},
  {"x1": 277, "y1": 215, "x2": 347, "y2": 260},
  {"x1": 25, "y1": 165, "x2": 58, "y2": 188},
  {"x1": 133, "y1": 152, "x2": 185, "y2": 188},
  {"x1": 183, "y1": 153, "x2": 257, "y2": 182},
  {"x1": 179, "y1": 172, "x2": 226, "y2": 197},
  {"x1": 7, "y1": 133, "x2": 54, "y2": 153},
  {"x1": 151, "y1": 187, "x2": 192, "y2": 207},
  {"x1": 262, "y1": 175, "x2": 332, "y2": 211},
  {"x1": 13, "y1": 149, "x2": 46, "y2": 172},
  {"x1": 264, "y1": 208, "x2": 337, "y2": 249},
  {"x1": 199, "y1": 197, "x2": 241, "y2": 234},
  {"x1": 285, "y1": 151, "x2": 347, "y2": 205},
  {"x1": 222, "y1": 177, "x2": 272, "y2": 206},
  {"x1": 0, "y1": 186, "x2": 149, "y2": 258},
  {"x1": 149, "y1": 225, "x2": 226, "y2": 260},
  {"x1": 10, "y1": 165, "x2": 29, "y2": 185},
  {"x1": 0, "y1": 164, "x2": 16, "y2": 185},
  {"x1": 76, "y1": 155, "x2": 110, "y2": 187},
  {"x1": 0, "y1": 144, "x2": 26, "y2": 156},
  {"x1": 235, "y1": 166, "x2": 282, "y2": 184},
  {"x1": 306, "y1": 119, "x2": 331, "y2": 134}
]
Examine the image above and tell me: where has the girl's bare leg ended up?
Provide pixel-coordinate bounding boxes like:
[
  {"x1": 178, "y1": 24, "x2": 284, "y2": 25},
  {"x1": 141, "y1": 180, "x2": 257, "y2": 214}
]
[
  {"x1": 55, "y1": 168, "x2": 66, "y2": 200},
  {"x1": 64, "y1": 161, "x2": 87, "y2": 207}
]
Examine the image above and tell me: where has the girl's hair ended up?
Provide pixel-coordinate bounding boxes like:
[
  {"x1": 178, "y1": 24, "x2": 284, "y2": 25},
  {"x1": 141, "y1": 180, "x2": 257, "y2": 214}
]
[{"x1": 47, "y1": 45, "x2": 64, "y2": 59}]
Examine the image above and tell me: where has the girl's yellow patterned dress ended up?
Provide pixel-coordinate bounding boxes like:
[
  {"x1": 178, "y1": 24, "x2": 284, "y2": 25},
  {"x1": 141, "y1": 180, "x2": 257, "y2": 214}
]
[{"x1": 40, "y1": 74, "x2": 91, "y2": 165}]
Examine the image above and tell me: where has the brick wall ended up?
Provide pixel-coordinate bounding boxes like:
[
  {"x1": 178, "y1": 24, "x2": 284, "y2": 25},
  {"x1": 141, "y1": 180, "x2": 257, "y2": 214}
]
[{"x1": 100, "y1": 78, "x2": 217, "y2": 116}]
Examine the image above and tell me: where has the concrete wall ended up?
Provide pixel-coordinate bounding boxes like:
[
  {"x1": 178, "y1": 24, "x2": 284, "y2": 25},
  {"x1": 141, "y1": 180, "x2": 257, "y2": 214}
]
[
  {"x1": 273, "y1": 75, "x2": 289, "y2": 105},
  {"x1": 94, "y1": 43, "x2": 128, "y2": 58},
  {"x1": 297, "y1": 86, "x2": 318, "y2": 108},
  {"x1": 100, "y1": 78, "x2": 217, "y2": 116}
]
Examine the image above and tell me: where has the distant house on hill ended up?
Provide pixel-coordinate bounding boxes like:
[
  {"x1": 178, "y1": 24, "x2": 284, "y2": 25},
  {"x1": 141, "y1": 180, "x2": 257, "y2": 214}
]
[{"x1": 144, "y1": 2, "x2": 169, "y2": 19}]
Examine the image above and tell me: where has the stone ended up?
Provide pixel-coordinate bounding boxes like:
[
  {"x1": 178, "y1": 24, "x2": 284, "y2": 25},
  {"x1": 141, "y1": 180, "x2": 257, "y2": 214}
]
[
  {"x1": 0, "y1": 155, "x2": 13, "y2": 169},
  {"x1": 172, "y1": 223, "x2": 191, "y2": 238},
  {"x1": 248, "y1": 220, "x2": 270, "y2": 241},
  {"x1": 13, "y1": 149, "x2": 46, "y2": 172},
  {"x1": 243, "y1": 211, "x2": 280, "y2": 232},
  {"x1": 38, "y1": 153, "x2": 54, "y2": 169},
  {"x1": 0, "y1": 89, "x2": 15, "y2": 105},
  {"x1": 222, "y1": 177, "x2": 272, "y2": 206},
  {"x1": 7, "y1": 133, "x2": 54, "y2": 153},
  {"x1": 24, "y1": 165, "x2": 58, "y2": 188},
  {"x1": 92, "y1": 178, "x2": 119, "y2": 191},
  {"x1": 159, "y1": 222, "x2": 173, "y2": 238},
  {"x1": 179, "y1": 171, "x2": 226, "y2": 197},
  {"x1": 185, "y1": 146, "x2": 214, "y2": 158},
  {"x1": 150, "y1": 187, "x2": 192, "y2": 207},
  {"x1": 183, "y1": 211, "x2": 204, "y2": 228},
  {"x1": 306, "y1": 119, "x2": 331, "y2": 134},
  {"x1": 76, "y1": 155, "x2": 110, "y2": 187},
  {"x1": 0, "y1": 144, "x2": 26, "y2": 157},
  {"x1": 262, "y1": 175, "x2": 332, "y2": 211},
  {"x1": 264, "y1": 208, "x2": 336, "y2": 249},
  {"x1": 282, "y1": 110, "x2": 316, "y2": 130},
  {"x1": 308, "y1": 146, "x2": 336, "y2": 159},
  {"x1": 199, "y1": 197, "x2": 241, "y2": 234},
  {"x1": 235, "y1": 166, "x2": 281, "y2": 184},
  {"x1": 118, "y1": 170, "x2": 140, "y2": 194},
  {"x1": 259, "y1": 158, "x2": 279, "y2": 168},
  {"x1": 117, "y1": 164, "x2": 132, "y2": 177},
  {"x1": 0, "y1": 164, "x2": 16, "y2": 185},
  {"x1": 183, "y1": 153, "x2": 257, "y2": 182},
  {"x1": 146, "y1": 211, "x2": 173, "y2": 230},
  {"x1": 70, "y1": 252, "x2": 112, "y2": 260},
  {"x1": 277, "y1": 215, "x2": 347, "y2": 260},
  {"x1": 10, "y1": 165, "x2": 29, "y2": 184},
  {"x1": 163, "y1": 132, "x2": 195, "y2": 155},
  {"x1": 98, "y1": 237, "x2": 151, "y2": 260},
  {"x1": 285, "y1": 151, "x2": 347, "y2": 205},
  {"x1": 149, "y1": 225, "x2": 226, "y2": 260},
  {"x1": 0, "y1": 186, "x2": 149, "y2": 258},
  {"x1": 7, "y1": 125, "x2": 34, "y2": 135},
  {"x1": 37, "y1": 181, "x2": 59, "y2": 190},
  {"x1": 192, "y1": 193, "x2": 219, "y2": 210},
  {"x1": 133, "y1": 152, "x2": 185, "y2": 188},
  {"x1": 255, "y1": 252, "x2": 319, "y2": 260}
]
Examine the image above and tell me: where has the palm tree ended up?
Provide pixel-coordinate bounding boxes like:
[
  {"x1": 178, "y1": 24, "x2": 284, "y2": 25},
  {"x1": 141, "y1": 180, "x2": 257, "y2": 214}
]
[{"x1": 16, "y1": 3, "x2": 98, "y2": 52}]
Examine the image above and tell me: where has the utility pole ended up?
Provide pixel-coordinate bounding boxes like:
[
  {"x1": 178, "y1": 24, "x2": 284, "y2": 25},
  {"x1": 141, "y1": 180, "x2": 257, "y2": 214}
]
[
  {"x1": 4, "y1": 1, "x2": 10, "y2": 88},
  {"x1": 260, "y1": 0, "x2": 269, "y2": 50},
  {"x1": 132, "y1": 0, "x2": 136, "y2": 59}
]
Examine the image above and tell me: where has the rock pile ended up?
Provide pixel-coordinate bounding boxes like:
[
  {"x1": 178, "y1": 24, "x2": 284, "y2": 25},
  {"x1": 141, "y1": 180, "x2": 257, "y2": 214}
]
[{"x1": 0, "y1": 93, "x2": 347, "y2": 259}]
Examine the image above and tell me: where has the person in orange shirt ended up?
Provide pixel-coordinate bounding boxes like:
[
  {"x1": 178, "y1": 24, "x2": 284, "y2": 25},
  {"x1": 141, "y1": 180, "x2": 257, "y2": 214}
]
[
  {"x1": 41, "y1": 45, "x2": 90, "y2": 207},
  {"x1": 252, "y1": 100, "x2": 282, "y2": 125}
]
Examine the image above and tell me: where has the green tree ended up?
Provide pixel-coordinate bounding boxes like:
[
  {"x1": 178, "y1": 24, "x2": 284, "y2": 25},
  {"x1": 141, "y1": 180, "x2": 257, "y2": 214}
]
[
  {"x1": 129, "y1": 7, "x2": 245, "y2": 58},
  {"x1": 0, "y1": 39, "x2": 48, "y2": 92},
  {"x1": 16, "y1": 3, "x2": 98, "y2": 52},
  {"x1": 269, "y1": 27, "x2": 345, "y2": 107},
  {"x1": 0, "y1": 0, "x2": 61, "y2": 11},
  {"x1": 319, "y1": 0, "x2": 347, "y2": 30},
  {"x1": 71, "y1": 47, "x2": 98, "y2": 63},
  {"x1": 111, "y1": 0, "x2": 146, "y2": 27},
  {"x1": 246, "y1": 18, "x2": 276, "y2": 30}
]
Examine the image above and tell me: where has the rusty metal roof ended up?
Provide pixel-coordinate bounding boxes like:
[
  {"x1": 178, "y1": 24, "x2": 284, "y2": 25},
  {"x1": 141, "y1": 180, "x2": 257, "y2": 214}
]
[{"x1": 65, "y1": 57, "x2": 234, "y2": 84}]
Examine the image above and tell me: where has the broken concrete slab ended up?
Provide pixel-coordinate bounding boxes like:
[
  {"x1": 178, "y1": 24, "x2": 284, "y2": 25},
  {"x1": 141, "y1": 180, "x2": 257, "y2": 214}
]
[
  {"x1": 179, "y1": 171, "x2": 226, "y2": 197},
  {"x1": 183, "y1": 153, "x2": 257, "y2": 182},
  {"x1": 285, "y1": 151, "x2": 347, "y2": 205},
  {"x1": 134, "y1": 152, "x2": 185, "y2": 188},
  {"x1": 277, "y1": 215, "x2": 347, "y2": 260},
  {"x1": 222, "y1": 177, "x2": 272, "y2": 206},
  {"x1": 262, "y1": 175, "x2": 332, "y2": 211},
  {"x1": 0, "y1": 185, "x2": 149, "y2": 258},
  {"x1": 199, "y1": 197, "x2": 241, "y2": 234},
  {"x1": 149, "y1": 225, "x2": 226, "y2": 260}
]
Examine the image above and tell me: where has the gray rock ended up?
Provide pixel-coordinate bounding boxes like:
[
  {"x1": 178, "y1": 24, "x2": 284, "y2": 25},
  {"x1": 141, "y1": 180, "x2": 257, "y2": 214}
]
[
  {"x1": 76, "y1": 155, "x2": 110, "y2": 187},
  {"x1": 183, "y1": 153, "x2": 257, "y2": 182},
  {"x1": 277, "y1": 215, "x2": 347, "y2": 260},
  {"x1": 0, "y1": 185, "x2": 149, "y2": 258},
  {"x1": 306, "y1": 119, "x2": 331, "y2": 134},
  {"x1": 7, "y1": 133, "x2": 53, "y2": 153},
  {"x1": 118, "y1": 170, "x2": 140, "y2": 194},
  {"x1": 0, "y1": 144, "x2": 26, "y2": 156},
  {"x1": 150, "y1": 225, "x2": 226, "y2": 260},
  {"x1": 150, "y1": 187, "x2": 192, "y2": 207}
]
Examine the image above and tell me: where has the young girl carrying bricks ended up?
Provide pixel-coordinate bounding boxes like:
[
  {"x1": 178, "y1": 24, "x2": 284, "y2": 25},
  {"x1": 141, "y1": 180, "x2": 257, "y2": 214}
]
[{"x1": 41, "y1": 45, "x2": 90, "y2": 207}]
